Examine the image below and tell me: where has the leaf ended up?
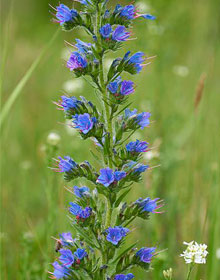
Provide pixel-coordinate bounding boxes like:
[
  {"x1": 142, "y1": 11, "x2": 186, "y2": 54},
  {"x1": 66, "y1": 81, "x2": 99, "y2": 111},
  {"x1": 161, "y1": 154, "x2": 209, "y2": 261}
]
[
  {"x1": 114, "y1": 188, "x2": 131, "y2": 207},
  {"x1": 110, "y1": 241, "x2": 138, "y2": 264},
  {"x1": 71, "y1": 224, "x2": 100, "y2": 249},
  {"x1": 114, "y1": 101, "x2": 133, "y2": 118},
  {"x1": 0, "y1": 29, "x2": 60, "y2": 130},
  {"x1": 0, "y1": 1, "x2": 13, "y2": 103}
]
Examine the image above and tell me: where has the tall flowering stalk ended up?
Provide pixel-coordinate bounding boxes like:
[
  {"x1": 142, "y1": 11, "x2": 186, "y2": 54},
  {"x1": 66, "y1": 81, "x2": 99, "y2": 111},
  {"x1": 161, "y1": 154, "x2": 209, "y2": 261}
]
[{"x1": 49, "y1": 1, "x2": 161, "y2": 279}]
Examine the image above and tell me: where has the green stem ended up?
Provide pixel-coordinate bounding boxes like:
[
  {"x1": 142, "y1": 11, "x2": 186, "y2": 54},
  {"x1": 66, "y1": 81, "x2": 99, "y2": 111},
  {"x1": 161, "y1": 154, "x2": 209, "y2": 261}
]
[
  {"x1": 105, "y1": 196, "x2": 113, "y2": 228},
  {"x1": 186, "y1": 263, "x2": 194, "y2": 280},
  {"x1": 95, "y1": 6, "x2": 115, "y2": 276},
  {"x1": 95, "y1": 4, "x2": 113, "y2": 229},
  {"x1": 96, "y1": 5, "x2": 113, "y2": 149},
  {"x1": 99, "y1": 56, "x2": 112, "y2": 139},
  {"x1": 123, "y1": 215, "x2": 137, "y2": 227}
]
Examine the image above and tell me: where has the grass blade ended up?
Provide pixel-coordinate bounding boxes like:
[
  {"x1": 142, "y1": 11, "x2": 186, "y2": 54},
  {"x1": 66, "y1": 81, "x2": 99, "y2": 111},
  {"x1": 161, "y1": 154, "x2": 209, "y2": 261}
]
[{"x1": 0, "y1": 29, "x2": 60, "y2": 131}]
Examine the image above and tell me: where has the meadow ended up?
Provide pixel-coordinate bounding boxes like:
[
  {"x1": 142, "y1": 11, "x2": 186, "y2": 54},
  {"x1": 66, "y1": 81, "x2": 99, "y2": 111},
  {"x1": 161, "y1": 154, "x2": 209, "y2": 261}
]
[{"x1": 1, "y1": 0, "x2": 220, "y2": 279}]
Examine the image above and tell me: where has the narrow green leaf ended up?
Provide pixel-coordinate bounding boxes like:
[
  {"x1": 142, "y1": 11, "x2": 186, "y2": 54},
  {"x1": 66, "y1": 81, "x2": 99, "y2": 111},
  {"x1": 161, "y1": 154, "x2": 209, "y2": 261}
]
[
  {"x1": 0, "y1": 29, "x2": 60, "y2": 131},
  {"x1": 111, "y1": 241, "x2": 138, "y2": 264},
  {"x1": 0, "y1": 1, "x2": 13, "y2": 107},
  {"x1": 71, "y1": 224, "x2": 99, "y2": 249},
  {"x1": 114, "y1": 188, "x2": 131, "y2": 207},
  {"x1": 114, "y1": 101, "x2": 133, "y2": 118}
]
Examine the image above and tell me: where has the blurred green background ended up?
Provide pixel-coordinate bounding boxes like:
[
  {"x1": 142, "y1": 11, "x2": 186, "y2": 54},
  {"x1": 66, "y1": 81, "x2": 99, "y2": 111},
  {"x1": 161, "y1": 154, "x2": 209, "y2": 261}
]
[{"x1": 1, "y1": 0, "x2": 220, "y2": 279}]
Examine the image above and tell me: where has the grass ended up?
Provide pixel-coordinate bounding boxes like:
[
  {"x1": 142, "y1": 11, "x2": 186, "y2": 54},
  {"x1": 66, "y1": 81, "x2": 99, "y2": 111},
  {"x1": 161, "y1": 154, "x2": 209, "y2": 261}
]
[{"x1": 1, "y1": 0, "x2": 220, "y2": 279}]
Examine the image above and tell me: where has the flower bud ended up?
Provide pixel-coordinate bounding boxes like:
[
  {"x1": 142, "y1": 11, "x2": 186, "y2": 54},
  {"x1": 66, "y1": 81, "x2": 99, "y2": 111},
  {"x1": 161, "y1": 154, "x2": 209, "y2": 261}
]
[{"x1": 163, "y1": 268, "x2": 173, "y2": 279}]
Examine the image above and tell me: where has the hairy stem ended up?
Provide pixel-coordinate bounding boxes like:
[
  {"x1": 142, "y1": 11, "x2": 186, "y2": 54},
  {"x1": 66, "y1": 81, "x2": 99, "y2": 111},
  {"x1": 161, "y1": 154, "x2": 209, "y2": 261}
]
[
  {"x1": 95, "y1": 5, "x2": 114, "y2": 275},
  {"x1": 95, "y1": 3, "x2": 113, "y2": 218},
  {"x1": 105, "y1": 195, "x2": 113, "y2": 228}
]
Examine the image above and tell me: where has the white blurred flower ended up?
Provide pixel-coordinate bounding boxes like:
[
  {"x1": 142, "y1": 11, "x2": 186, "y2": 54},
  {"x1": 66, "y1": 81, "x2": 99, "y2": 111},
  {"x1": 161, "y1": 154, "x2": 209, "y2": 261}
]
[
  {"x1": 20, "y1": 160, "x2": 32, "y2": 170},
  {"x1": 47, "y1": 132, "x2": 61, "y2": 146},
  {"x1": 62, "y1": 79, "x2": 84, "y2": 94},
  {"x1": 216, "y1": 248, "x2": 220, "y2": 259},
  {"x1": 173, "y1": 65, "x2": 189, "y2": 77},
  {"x1": 180, "y1": 241, "x2": 208, "y2": 264},
  {"x1": 23, "y1": 231, "x2": 34, "y2": 241},
  {"x1": 144, "y1": 150, "x2": 160, "y2": 160}
]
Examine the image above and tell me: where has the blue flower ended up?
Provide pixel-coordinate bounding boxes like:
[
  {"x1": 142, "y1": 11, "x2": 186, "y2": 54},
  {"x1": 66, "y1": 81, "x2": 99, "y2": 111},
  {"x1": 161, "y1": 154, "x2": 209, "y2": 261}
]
[
  {"x1": 96, "y1": 168, "x2": 127, "y2": 187},
  {"x1": 73, "y1": 113, "x2": 95, "y2": 134},
  {"x1": 75, "y1": 39, "x2": 92, "y2": 54},
  {"x1": 67, "y1": 52, "x2": 88, "y2": 71},
  {"x1": 126, "y1": 140, "x2": 148, "y2": 153},
  {"x1": 134, "y1": 164, "x2": 149, "y2": 173},
  {"x1": 119, "y1": 5, "x2": 135, "y2": 20},
  {"x1": 114, "y1": 273, "x2": 134, "y2": 280},
  {"x1": 73, "y1": 186, "x2": 90, "y2": 198},
  {"x1": 114, "y1": 171, "x2": 127, "y2": 181},
  {"x1": 136, "y1": 247, "x2": 156, "y2": 263},
  {"x1": 56, "y1": 4, "x2": 78, "y2": 25},
  {"x1": 124, "y1": 108, "x2": 137, "y2": 118},
  {"x1": 125, "y1": 52, "x2": 146, "y2": 74},
  {"x1": 124, "y1": 161, "x2": 149, "y2": 174},
  {"x1": 60, "y1": 96, "x2": 81, "y2": 112},
  {"x1": 108, "y1": 77, "x2": 136, "y2": 97},
  {"x1": 80, "y1": 207, "x2": 92, "y2": 219},
  {"x1": 59, "y1": 232, "x2": 74, "y2": 246},
  {"x1": 69, "y1": 202, "x2": 82, "y2": 216},
  {"x1": 141, "y1": 14, "x2": 156, "y2": 20},
  {"x1": 114, "y1": 4, "x2": 122, "y2": 13},
  {"x1": 114, "y1": 4, "x2": 123, "y2": 14},
  {"x1": 107, "y1": 76, "x2": 122, "y2": 94},
  {"x1": 104, "y1": 9, "x2": 110, "y2": 18},
  {"x1": 120, "y1": 80, "x2": 134, "y2": 95},
  {"x1": 99, "y1": 24, "x2": 112, "y2": 38},
  {"x1": 124, "y1": 109, "x2": 151, "y2": 129},
  {"x1": 116, "y1": 4, "x2": 155, "y2": 21},
  {"x1": 79, "y1": 0, "x2": 92, "y2": 5},
  {"x1": 108, "y1": 81, "x2": 119, "y2": 94},
  {"x1": 59, "y1": 249, "x2": 75, "y2": 267},
  {"x1": 52, "y1": 261, "x2": 70, "y2": 279},
  {"x1": 136, "y1": 112, "x2": 151, "y2": 129},
  {"x1": 69, "y1": 203, "x2": 92, "y2": 219},
  {"x1": 96, "y1": 168, "x2": 115, "y2": 187},
  {"x1": 129, "y1": 52, "x2": 145, "y2": 64},
  {"x1": 58, "y1": 156, "x2": 77, "y2": 173},
  {"x1": 106, "y1": 226, "x2": 129, "y2": 245},
  {"x1": 135, "y1": 198, "x2": 163, "y2": 213},
  {"x1": 112, "y1": 26, "x2": 130, "y2": 42},
  {"x1": 74, "y1": 248, "x2": 87, "y2": 260}
]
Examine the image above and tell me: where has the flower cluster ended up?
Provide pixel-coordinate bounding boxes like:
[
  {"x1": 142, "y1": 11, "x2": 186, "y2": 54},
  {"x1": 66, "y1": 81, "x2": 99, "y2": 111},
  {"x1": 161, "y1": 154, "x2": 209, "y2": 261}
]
[
  {"x1": 49, "y1": 0, "x2": 161, "y2": 279},
  {"x1": 50, "y1": 232, "x2": 88, "y2": 279},
  {"x1": 180, "y1": 241, "x2": 208, "y2": 264}
]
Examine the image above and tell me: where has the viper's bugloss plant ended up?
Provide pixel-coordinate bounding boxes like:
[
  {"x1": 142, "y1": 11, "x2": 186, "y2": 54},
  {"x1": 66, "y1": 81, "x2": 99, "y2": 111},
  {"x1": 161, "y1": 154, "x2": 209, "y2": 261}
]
[{"x1": 49, "y1": 1, "x2": 162, "y2": 279}]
